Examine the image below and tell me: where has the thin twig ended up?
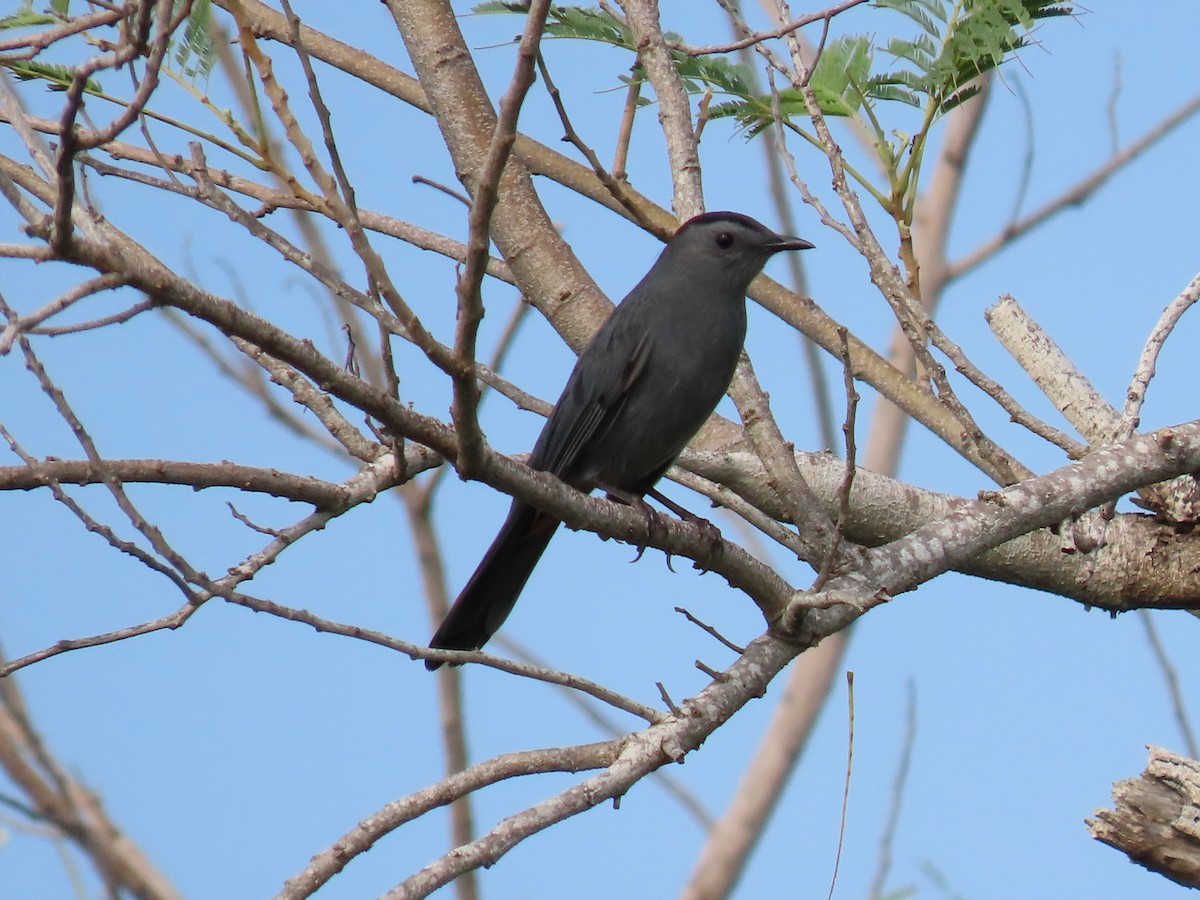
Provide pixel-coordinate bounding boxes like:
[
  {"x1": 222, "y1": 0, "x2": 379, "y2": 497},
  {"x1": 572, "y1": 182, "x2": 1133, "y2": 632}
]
[
  {"x1": 411, "y1": 174, "x2": 470, "y2": 206},
  {"x1": 52, "y1": 0, "x2": 184, "y2": 251},
  {"x1": 5, "y1": 327, "x2": 207, "y2": 588},
  {"x1": 492, "y1": 634, "x2": 714, "y2": 828},
  {"x1": 949, "y1": 88, "x2": 1200, "y2": 281},
  {"x1": 675, "y1": 0, "x2": 870, "y2": 56},
  {"x1": 536, "y1": 50, "x2": 657, "y2": 232},
  {"x1": 867, "y1": 679, "x2": 918, "y2": 900},
  {"x1": 814, "y1": 328, "x2": 859, "y2": 590},
  {"x1": 1007, "y1": 74, "x2": 1035, "y2": 228},
  {"x1": 673, "y1": 607, "x2": 746, "y2": 654},
  {"x1": 1137, "y1": 611, "x2": 1199, "y2": 759},
  {"x1": 926, "y1": 318, "x2": 1079, "y2": 463},
  {"x1": 611, "y1": 78, "x2": 640, "y2": 181},
  {"x1": 452, "y1": 0, "x2": 552, "y2": 477},
  {"x1": 727, "y1": 7, "x2": 836, "y2": 454},
  {"x1": 0, "y1": 272, "x2": 128, "y2": 352},
  {"x1": 401, "y1": 484, "x2": 480, "y2": 900},
  {"x1": 826, "y1": 669, "x2": 854, "y2": 900},
  {"x1": 620, "y1": 0, "x2": 704, "y2": 217},
  {"x1": 729, "y1": 354, "x2": 838, "y2": 562},
  {"x1": 1120, "y1": 270, "x2": 1200, "y2": 437}
]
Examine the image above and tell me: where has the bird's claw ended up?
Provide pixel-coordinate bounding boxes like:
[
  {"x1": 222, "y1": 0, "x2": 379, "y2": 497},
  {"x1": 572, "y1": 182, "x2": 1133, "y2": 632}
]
[{"x1": 628, "y1": 496, "x2": 667, "y2": 564}]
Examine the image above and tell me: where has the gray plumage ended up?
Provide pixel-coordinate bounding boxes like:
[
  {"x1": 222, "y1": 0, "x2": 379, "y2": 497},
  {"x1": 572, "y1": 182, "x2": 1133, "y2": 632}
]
[{"x1": 427, "y1": 211, "x2": 813, "y2": 668}]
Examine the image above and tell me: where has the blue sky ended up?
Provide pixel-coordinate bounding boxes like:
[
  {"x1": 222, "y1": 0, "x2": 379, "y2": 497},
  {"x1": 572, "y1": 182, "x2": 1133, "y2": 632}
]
[{"x1": 2, "y1": 2, "x2": 1200, "y2": 898}]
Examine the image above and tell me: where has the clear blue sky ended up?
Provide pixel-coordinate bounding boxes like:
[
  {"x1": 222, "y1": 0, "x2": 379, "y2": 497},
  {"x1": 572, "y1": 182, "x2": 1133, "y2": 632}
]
[{"x1": 2, "y1": 3, "x2": 1199, "y2": 898}]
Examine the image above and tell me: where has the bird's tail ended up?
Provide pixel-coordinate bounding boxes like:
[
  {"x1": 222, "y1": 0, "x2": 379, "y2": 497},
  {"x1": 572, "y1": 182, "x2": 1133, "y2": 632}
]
[{"x1": 426, "y1": 502, "x2": 560, "y2": 670}]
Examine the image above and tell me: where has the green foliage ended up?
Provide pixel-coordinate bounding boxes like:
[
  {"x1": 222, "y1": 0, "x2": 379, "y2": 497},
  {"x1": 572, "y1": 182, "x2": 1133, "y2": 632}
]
[
  {"x1": 477, "y1": 1, "x2": 1068, "y2": 129},
  {"x1": 477, "y1": 2, "x2": 762, "y2": 105},
  {"x1": 720, "y1": 0, "x2": 1071, "y2": 133},
  {"x1": 172, "y1": 0, "x2": 216, "y2": 83},
  {"x1": 0, "y1": 1, "x2": 59, "y2": 30},
  {"x1": 476, "y1": 0, "x2": 1071, "y2": 221},
  {"x1": 896, "y1": 0, "x2": 1069, "y2": 111},
  {"x1": 4, "y1": 60, "x2": 99, "y2": 94},
  {"x1": 476, "y1": 2, "x2": 629, "y2": 45},
  {"x1": 708, "y1": 36, "x2": 878, "y2": 137},
  {"x1": 0, "y1": 0, "x2": 216, "y2": 90}
]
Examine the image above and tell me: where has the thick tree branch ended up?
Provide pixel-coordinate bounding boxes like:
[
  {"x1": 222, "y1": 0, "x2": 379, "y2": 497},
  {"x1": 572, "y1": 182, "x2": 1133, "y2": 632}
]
[
  {"x1": 1088, "y1": 745, "x2": 1200, "y2": 889},
  {"x1": 620, "y1": 0, "x2": 704, "y2": 216}
]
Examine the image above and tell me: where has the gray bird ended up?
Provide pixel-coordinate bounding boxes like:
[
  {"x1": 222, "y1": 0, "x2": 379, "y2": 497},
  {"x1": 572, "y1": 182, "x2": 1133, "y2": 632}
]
[{"x1": 426, "y1": 211, "x2": 813, "y2": 668}]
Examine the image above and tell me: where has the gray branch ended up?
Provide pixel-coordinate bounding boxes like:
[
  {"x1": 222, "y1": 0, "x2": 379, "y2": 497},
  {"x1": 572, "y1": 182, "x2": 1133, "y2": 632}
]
[{"x1": 1088, "y1": 745, "x2": 1200, "y2": 889}]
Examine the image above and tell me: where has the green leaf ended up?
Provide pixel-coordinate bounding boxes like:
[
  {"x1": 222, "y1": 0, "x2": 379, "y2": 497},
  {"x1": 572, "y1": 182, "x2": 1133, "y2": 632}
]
[
  {"x1": 3, "y1": 59, "x2": 100, "y2": 93},
  {"x1": 867, "y1": 80, "x2": 923, "y2": 108},
  {"x1": 0, "y1": 9, "x2": 59, "y2": 29},
  {"x1": 171, "y1": 0, "x2": 216, "y2": 83},
  {"x1": 939, "y1": 82, "x2": 982, "y2": 113},
  {"x1": 896, "y1": 0, "x2": 1074, "y2": 119},
  {"x1": 671, "y1": 54, "x2": 757, "y2": 98},
  {"x1": 874, "y1": 0, "x2": 948, "y2": 37},
  {"x1": 808, "y1": 34, "x2": 875, "y2": 117},
  {"x1": 474, "y1": 3, "x2": 634, "y2": 48},
  {"x1": 882, "y1": 34, "x2": 937, "y2": 73}
]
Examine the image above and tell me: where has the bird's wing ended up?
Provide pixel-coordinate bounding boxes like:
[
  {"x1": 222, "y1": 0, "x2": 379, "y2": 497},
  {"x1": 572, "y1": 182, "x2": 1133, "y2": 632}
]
[{"x1": 531, "y1": 324, "x2": 653, "y2": 482}]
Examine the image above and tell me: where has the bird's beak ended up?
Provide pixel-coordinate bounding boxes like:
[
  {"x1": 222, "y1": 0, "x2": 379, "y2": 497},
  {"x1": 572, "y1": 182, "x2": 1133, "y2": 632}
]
[{"x1": 768, "y1": 234, "x2": 815, "y2": 252}]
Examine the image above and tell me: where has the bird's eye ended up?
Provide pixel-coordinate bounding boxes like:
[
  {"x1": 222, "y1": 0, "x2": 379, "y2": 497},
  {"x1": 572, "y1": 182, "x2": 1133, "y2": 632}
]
[{"x1": 715, "y1": 231, "x2": 734, "y2": 249}]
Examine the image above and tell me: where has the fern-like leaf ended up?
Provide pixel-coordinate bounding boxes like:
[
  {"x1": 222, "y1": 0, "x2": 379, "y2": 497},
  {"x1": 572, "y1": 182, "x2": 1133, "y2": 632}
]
[
  {"x1": 4, "y1": 59, "x2": 100, "y2": 93},
  {"x1": 0, "y1": 8, "x2": 59, "y2": 29},
  {"x1": 807, "y1": 34, "x2": 875, "y2": 117},
  {"x1": 866, "y1": 79, "x2": 923, "y2": 109},
  {"x1": 171, "y1": 0, "x2": 216, "y2": 83},
  {"x1": 938, "y1": 82, "x2": 982, "y2": 114},
  {"x1": 874, "y1": 0, "x2": 948, "y2": 37},
  {"x1": 893, "y1": 0, "x2": 1073, "y2": 119},
  {"x1": 475, "y1": 3, "x2": 633, "y2": 47},
  {"x1": 882, "y1": 35, "x2": 937, "y2": 73}
]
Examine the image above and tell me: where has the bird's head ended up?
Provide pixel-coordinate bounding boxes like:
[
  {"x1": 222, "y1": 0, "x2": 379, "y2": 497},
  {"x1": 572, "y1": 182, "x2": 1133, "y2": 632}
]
[{"x1": 665, "y1": 211, "x2": 814, "y2": 293}]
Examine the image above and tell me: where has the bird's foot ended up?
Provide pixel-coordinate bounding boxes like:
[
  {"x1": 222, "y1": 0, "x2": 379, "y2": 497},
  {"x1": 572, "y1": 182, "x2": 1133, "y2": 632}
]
[
  {"x1": 625, "y1": 496, "x2": 668, "y2": 564},
  {"x1": 643, "y1": 488, "x2": 724, "y2": 572},
  {"x1": 597, "y1": 484, "x2": 668, "y2": 565}
]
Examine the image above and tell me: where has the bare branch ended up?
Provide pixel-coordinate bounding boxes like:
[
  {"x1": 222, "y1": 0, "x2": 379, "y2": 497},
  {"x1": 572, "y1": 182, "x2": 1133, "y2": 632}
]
[
  {"x1": 729, "y1": 354, "x2": 838, "y2": 560},
  {"x1": 1121, "y1": 270, "x2": 1200, "y2": 436},
  {"x1": 867, "y1": 680, "x2": 918, "y2": 900},
  {"x1": 371, "y1": 635, "x2": 797, "y2": 900},
  {"x1": 452, "y1": 0, "x2": 552, "y2": 476},
  {"x1": 1138, "y1": 613, "x2": 1199, "y2": 759},
  {"x1": 681, "y1": 632, "x2": 848, "y2": 900},
  {"x1": 949, "y1": 89, "x2": 1200, "y2": 281},
  {"x1": 0, "y1": 272, "x2": 127, "y2": 352},
  {"x1": 401, "y1": 483, "x2": 480, "y2": 900},
  {"x1": 0, "y1": 458, "x2": 353, "y2": 506},
  {"x1": 789, "y1": 419, "x2": 1200, "y2": 642},
  {"x1": 279, "y1": 741, "x2": 624, "y2": 899},
  {"x1": 675, "y1": 0, "x2": 870, "y2": 56}
]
